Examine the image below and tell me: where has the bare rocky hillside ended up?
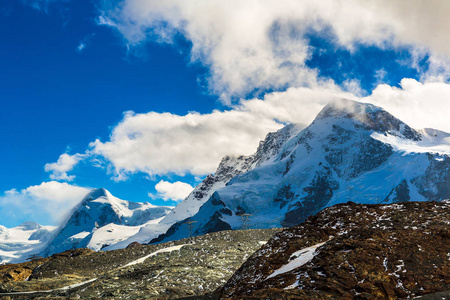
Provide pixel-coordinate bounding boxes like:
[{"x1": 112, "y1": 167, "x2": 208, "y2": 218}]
[
  {"x1": 0, "y1": 228, "x2": 280, "y2": 299},
  {"x1": 219, "y1": 201, "x2": 450, "y2": 299}
]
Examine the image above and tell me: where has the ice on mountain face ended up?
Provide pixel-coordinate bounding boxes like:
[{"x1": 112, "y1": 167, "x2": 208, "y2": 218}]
[
  {"x1": 411, "y1": 154, "x2": 450, "y2": 201},
  {"x1": 153, "y1": 100, "x2": 450, "y2": 244},
  {"x1": 101, "y1": 217, "x2": 170, "y2": 251},
  {"x1": 159, "y1": 124, "x2": 302, "y2": 226},
  {"x1": 28, "y1": 227, "x2": 53, "y2": 242},
  {"x1": 158, "y1": 156, "x2": 251, "y2": 226},
  {"x1": 383, "y1": 179, "x2": 411, "y2": 203},
  {"x1": 40, "y1": 188, "x2": 173, "y2": 258},
  {"x1": 0, "y1": 223, "x2": 56, "y2": 264},
  {"x1": 371, "y1": 130, "x2": 450, "y2": 155}
]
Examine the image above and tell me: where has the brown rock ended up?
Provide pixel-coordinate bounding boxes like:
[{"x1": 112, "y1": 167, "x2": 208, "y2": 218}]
[
  {"x1": 126, "y1": 241, "x2": 142, "y2": 248},
  {"x1": 219, "y1": 201, "x2": 450, "y2": 299}
]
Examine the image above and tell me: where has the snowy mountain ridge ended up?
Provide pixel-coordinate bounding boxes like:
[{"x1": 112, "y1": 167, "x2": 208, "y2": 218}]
[
  {"x1": 158, "y1": 122, "x2": 302, "y2": 226},
  {"x1": 96, "y1": 123, "x2": 301, "y2": 251},
  {"x1": 0, "y1": 222, "x2": 56, "y2": 264},
  {"x1": 152, "y1": 99, "x2": 450, "y2": 244},
  {"x1": 40, "y1": 188, "x2": 173, "y2": 258},
  {"x1": 0, "y1": 188, "x2": 175, "y2": 264}
]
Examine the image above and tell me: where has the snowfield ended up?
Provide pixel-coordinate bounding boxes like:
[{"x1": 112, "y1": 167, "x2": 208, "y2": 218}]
[
  {"x1": 0, "y1": 222, "x2": 56, "y2": 264},
  {"x1": 266, "y1": 241, "x2": 328, "y2": 279},
  {"x1": 123, "y1": 244, "x2": 186, "y2": 267}
]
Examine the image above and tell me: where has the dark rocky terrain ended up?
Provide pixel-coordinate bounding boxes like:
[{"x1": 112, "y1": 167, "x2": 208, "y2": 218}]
[
  {"x1": 0, "y1": 228, "x2": 280, "y2": 299},
  {"x1": 1, "y1": 200, "x2": 449, "y2": 300},
  {"x1": 219, "y1": 200, "x2": 450, "y2": 299}
]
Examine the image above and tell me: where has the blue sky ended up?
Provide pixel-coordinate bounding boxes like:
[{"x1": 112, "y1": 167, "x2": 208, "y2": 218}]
[{"x1": 1, "y1": 0, "x2": 450, "y2": 227}]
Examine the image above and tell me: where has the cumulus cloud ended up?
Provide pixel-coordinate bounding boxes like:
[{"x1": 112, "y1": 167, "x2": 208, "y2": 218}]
[
  {"x1": 89, "y1": 80, "x2": 450, "y2": 181},
  {"x1": 363, "y1": 79, "x2": 450, "y2": 132},
  {"x1": 0, "y1": 181, "x2": 90, "y2": 226},
  {"x1": 89, "y1": 109, "x2": 281, "y2": 179},
  {"x1": 149, "y1": 180, "x2": 194, "y2": 202},
  {"x1": 45, "y1": 153, "x2": 85, "y2": 181},
  {"x1": 89, "y1": 84, "x2": 359, "y2": 179},
  {"x1": 248, "y1": 79, "x2": 450, "y2": 135},
  {"x1": 98, "y1": 0, "x2": 450, "y2": 101}
]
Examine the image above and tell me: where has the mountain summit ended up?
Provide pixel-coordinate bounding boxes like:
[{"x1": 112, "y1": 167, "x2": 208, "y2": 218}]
[
  {"x1": 153, "y1": 99, "x2": 450, "y2": 243},
  {"x1": 41, "y1": 188, "x2": 172, "y2": 257},
  {"x1": 315, "y1": 98, "x2": 420, "y2": 140}
]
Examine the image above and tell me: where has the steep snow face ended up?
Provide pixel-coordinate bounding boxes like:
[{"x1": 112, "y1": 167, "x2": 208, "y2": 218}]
[
  {"x1": 153, "y1": 99, "x2": 450, "y2": 243},
  {"x1": 159, "y1": 124, "x2": 302, "y2": 226},
  {"x1": 41, "y1": 188, "x2": 173, "y2": 257},
  {"x1": 0, "y1": 222, "x2": 56, "y2": 264}
]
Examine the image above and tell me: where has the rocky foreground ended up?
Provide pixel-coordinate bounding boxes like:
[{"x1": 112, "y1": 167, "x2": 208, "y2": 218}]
[
  {"x1": 219, "y1": 201, "x2": 450, "y2": 299},
  {"x1": 1, "y1": 201, "x2": 449, "y2": 300},
  {"x1": 0, "y1": 228, "x2": 280, "y2": 299}
]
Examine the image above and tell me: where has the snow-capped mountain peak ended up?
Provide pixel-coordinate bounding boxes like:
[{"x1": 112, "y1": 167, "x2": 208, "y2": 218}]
[
  {"x1": 41, "y1": 188, "x2": 172, "y2": 257},
  {"x1": 152, "y1": 99, "x2": 450, "y2": 244},
  {"x1": 315, "y1": 98, "x2": 420, "y2": 141},
  {"x1": 315, "y1": 98, "x2": 382, "y2": 120},
  {"x1": 158, "y1": 123, "x2": 302, "y2": 227},
  {"x1": 15, "y1": 221, "x2": 41, "y2": 231},
  {"x1": 80, "y1": 188, "x2": 109, "y2": 204}
]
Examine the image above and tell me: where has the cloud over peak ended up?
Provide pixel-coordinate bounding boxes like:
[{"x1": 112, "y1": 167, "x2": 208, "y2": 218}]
[{"x1": 0, "y1": 181, "x2": 90, "y2": 226}]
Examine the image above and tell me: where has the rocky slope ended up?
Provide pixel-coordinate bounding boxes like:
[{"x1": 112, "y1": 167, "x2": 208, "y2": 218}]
[
  {"x1": 219, "y1": 200, "x2": 450, "y2": 299},
  {"x1": 153, "y1": 99, "x2": 450, "y2": 244},
  {"x1": 0, "y1": 228, "x2": 280, "y2": 299}
]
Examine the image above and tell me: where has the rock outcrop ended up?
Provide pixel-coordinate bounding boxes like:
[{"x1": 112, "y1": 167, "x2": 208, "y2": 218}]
[{"x1": 220, "y1": 200, "x2": 450, "y2": 299}]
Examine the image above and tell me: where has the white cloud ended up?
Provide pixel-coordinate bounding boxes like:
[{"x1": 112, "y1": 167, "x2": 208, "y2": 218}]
[
  {"x1": 0, "y1": 181, "x2": 90, "y2": 226},
  {"x1": 149, "y1": 180, "x2": 194, "y2": 202},
  {"x1": 249, "y1": 79, "x2": 450, "y2": 135},
  {"x1": 85, "y1": 1, "x2": 450, "y2": 181},
  {"x1": 45, "y1": 153, "x2": 85, "y2": 181},
  {"x1": 76, "y1": 42, "x2": 86, "y2": 52},
  {"x1": 363, "y1": 79, "x2": 450, "y2": 132},
  {"x1": 89, "y1": 84, "x2": 358, "y2": 179},
  {"x1": 75, "y1": 33, "x2": 95, "y2": 54},
  {"x1": 77, "y1": 78, "x2": 450, "y2": 181},
  {"x1": 98, "y1": 0, "x2": 450, "y2": 101},
  {"x1": 89, "y1": 109, "x2": 281, "y2": 178}
]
